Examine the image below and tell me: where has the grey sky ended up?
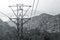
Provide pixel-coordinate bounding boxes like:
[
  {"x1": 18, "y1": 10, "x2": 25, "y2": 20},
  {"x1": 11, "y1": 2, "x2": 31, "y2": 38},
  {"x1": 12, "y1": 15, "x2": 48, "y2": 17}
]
[{"x1": 0, "y1": 0, "x2": 60, "y2": 21}]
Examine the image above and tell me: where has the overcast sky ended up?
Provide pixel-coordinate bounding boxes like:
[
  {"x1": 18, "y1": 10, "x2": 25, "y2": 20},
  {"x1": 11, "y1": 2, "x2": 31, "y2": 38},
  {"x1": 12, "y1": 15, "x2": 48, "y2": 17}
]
[{"x1": 0, "y1": 0, "x2": 60, "y2": 21}]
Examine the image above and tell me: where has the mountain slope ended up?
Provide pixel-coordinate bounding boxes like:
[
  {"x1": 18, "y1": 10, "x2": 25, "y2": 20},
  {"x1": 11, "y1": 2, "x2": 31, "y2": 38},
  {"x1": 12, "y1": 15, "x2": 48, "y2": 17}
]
[
  {"x1": 7, "y1": 13, "x2": 60, "y2": 33},
  {"x1": 0, "y1": 19, "x2": 16, "y2": 38}
]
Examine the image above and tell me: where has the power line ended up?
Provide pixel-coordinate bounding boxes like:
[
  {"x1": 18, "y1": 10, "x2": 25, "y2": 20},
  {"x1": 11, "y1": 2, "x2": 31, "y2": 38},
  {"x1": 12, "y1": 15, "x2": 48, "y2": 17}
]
[
  {"x1": 34, "y1": 0, "x2": 39, "y2": 14},
  {"x1": 31, "y1": 0, "x2": 35, "y2": 16},
  {"x1": 9, "y1": 7, "x2": 17, "y2": 17},
  {"x1": 0, "y1": 11, "x2": 16, "y2": 24},
  {"x1": 23, "y1": 7, "x2": 31, "y2": 17},
  {"x1": 0, "y1": 11, "x2": 10, "y2": 18}
]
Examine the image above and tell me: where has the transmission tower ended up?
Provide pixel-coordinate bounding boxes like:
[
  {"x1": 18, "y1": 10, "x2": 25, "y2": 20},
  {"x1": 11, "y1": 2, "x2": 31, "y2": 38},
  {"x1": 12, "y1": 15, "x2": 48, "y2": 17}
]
[
  {"x1": 9, "y1": 4, "x2": 31, "y2": 40},
  {"x1": 0, "y1": 4, "x2": 31, "y2": 40}
]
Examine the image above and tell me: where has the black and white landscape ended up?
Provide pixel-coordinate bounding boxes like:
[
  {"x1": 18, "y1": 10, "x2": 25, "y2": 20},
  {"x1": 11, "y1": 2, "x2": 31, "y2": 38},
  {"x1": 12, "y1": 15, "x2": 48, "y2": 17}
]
[
  {"x1": 0, "y1": 13, "x2": 60, "y2": 40},
  {"x1": 0, "y1": 0, "x2": 60, "y2": 40}
]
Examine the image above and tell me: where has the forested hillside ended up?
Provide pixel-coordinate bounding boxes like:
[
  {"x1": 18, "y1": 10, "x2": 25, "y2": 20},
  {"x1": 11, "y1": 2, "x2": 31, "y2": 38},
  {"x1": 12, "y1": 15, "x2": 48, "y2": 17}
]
[{"x1": 0, "y1": 13, "x2": 60, "y2": 40}]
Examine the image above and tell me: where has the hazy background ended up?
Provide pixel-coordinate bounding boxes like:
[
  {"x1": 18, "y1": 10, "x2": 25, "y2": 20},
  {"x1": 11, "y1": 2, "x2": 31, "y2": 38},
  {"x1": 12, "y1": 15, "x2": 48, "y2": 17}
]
[{"x1": 0, "y1": 0, "x2": 60, "y2": 21}]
